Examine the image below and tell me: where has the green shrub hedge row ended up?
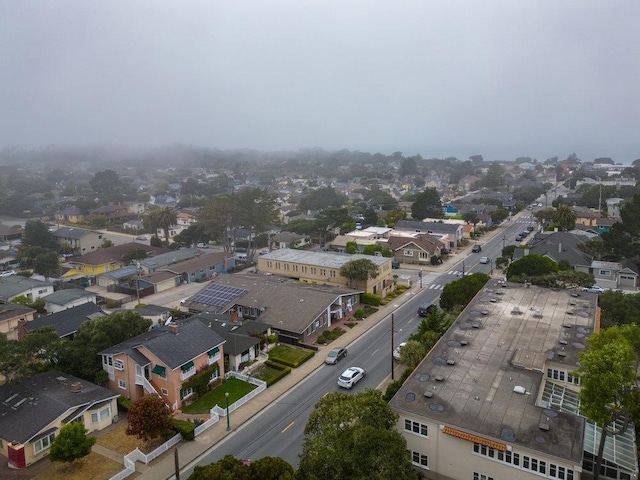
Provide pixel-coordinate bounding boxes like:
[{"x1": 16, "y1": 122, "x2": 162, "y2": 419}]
[
  {"x1": 269, "y1": 349, "x2": 315, "y2": 368},
  {"x1": 264, "y1": 360, "x2": 291, "y2": 386},
  {"x1": 361, "y1": 292, "x2": 382, "y2": 306},
  {"x1": 172, "y1": 418, "x2": 195, "y2": 441}
]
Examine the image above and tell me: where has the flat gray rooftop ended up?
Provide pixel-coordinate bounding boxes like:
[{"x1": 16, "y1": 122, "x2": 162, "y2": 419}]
[{"x1": 390, "y1": 281, "x2": 598, "y2": 464}]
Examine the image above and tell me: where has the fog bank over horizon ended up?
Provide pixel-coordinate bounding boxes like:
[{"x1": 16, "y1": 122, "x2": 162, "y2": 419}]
[{"x1": 2, "y1": 1, "x2": 639, "y2": 163}]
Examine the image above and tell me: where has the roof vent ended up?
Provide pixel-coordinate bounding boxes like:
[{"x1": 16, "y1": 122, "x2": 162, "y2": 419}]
[
  {"x1": 423, "y1": 391, "x2": 433, "y2": 398},
  {"x1": 513, "y1": 385, "x2": 526, "y2": 394},
  {"x1": 539, "y1": 422, "x2": 550, "y2": 431}
]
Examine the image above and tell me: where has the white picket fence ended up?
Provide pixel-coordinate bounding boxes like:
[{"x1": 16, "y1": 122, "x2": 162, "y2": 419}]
[{"x1": 108, "y1": 372, "x2": 266, "y2": 480}]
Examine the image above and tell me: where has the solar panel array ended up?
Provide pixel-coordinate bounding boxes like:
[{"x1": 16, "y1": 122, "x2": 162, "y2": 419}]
[{"x1": 192, "y1": 284, "x2": 248, "y2": 306}]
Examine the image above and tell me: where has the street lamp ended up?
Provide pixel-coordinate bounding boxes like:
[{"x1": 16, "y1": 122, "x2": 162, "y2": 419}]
[
  {"x1": 490, "y1": 259, "x2": 494, "y2": 276},
  {"x1": 391, "y1": 314, "x2": 395, "y2": 380},
  {"x1": 225, "y1": 392, "x2": 230, "y2": 431}
]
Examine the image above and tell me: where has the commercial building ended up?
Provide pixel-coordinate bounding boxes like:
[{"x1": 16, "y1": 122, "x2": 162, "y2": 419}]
[{"x1": 389, "y1": 281, "x2": 638, "y2": 480}]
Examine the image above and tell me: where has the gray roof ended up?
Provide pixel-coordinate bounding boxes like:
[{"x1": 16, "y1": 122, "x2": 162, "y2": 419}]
[
  {"x1": 52, "y1": 226, "x2": 99, "y2": 239},
  {"x1": 185, "y1": 313, "x2": 266, "y2": 356},
  {"x1": 0, "y1": 303, "x2": 36, "y2": 322},
  {"x1": 139, "y1": 248, "x2": 199, "y2": 270},
  {"x1": 99, "y1": 320, "x2": 225, "y2": 370},
  {"x1": 188, "y1": 273, "x2": 361, "y2": 334},
  {"x1": 513, "y1": 244, "x2": 592, "y2": 267},
  {"x1": 24, "y1": 303, "x2": 106, "y2": 337},
  {"x1": 389, "y1": 283, "x2": 593, "y2": 464},
  {"x1": 395, "y1": 220, "x2": 463, "y2": 233},
  {"x1": 260, "y1": 249, "x2": 389, "y2": 269},
  {"x1": 159, "y1": 251, "x2": 231, "y2": 274},
  {"x1": 42, "y1": 288, "x2": 95, "y2": 306},
  {"x1": 0, "y1": 371, "x2": 118, "y2": 444},
  {"x1": 0, "y1": 275, "x2": 54, "y2": 301}
]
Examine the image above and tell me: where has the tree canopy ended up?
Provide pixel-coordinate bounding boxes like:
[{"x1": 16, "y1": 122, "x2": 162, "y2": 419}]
[
  {"x1": 50, "y1": 422, "x2": 96, "y2": 463},
  {"x1": 144, "y1": 206, "x2": 177, "y2": 244},
  {"x1": 439, "y1": 273, "x2": 490, "y2": 312},
  {"x1": 189, "y1": 455, "x2": 294, "y2": 480},
  {"x1": 339, "y1": 258, "x2": 379, "y2": 287},
  {"x1": 126, "y1": 395, "x2": 174, "y2": 442},
  {"x1": 602, "y1": 194, "x2": 640, "y2": 261},
  {"x1": 298, "y1": 389, "x2": 418, "y2": 480},
  {"x1": 506, "y1": 253, "x2": 559, "y2": 280},
  {"x1": 411, "y1": 187, "x2": 443, "y2": 220}
]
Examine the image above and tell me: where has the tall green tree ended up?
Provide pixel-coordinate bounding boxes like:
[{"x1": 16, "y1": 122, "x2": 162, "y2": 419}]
[
  {"x1": 440, "y1": 273, "x2": 490, "y2": 311},
  {"x1": 298, "y1": 389, "x2": 418, "y2": 480},
  {"x1": 576, "y1": 325, "x2": 640, "y2": 480},
  {"x1": 339, "y1": 258, "x2": 379, "y2": 288},
  {"x1": 411, "y1": 187, "x2": 443, "y2": 220},
  {"x1": 22, "y1": 220, "x2": 56, "y2": 250},
  {"x1": 144, "y1": 206, "x2": 177, "y2": 244},
  {"x1": 602, "y1": 194, "x2": 640, "y2": 260},
  {"x1": 506, "y1": 253, "x2": 559, "y2": 280},
  {"x1": 0, "y1": 326, "x2": 61, "y2": 382},
  {"x1": 33, "y1": 251, "x2": 60, "y2": 277},
  {"x1": 553, "y1": 205, "x2": 577, "y2": 231},
  {"x1": 50, "y1": 422, "x2": 96, "y2": 463}
]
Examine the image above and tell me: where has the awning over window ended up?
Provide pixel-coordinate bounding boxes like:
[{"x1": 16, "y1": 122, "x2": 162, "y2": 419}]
[
  {"x1": 181, "y1": 361, "x2": 194, "y2": 371},
  {"x1": 152, "y1": 365, "x2": 166, "y2": 376},
  {"x1": 208, "y1": 347, "x2": 219, "y2": 356}
]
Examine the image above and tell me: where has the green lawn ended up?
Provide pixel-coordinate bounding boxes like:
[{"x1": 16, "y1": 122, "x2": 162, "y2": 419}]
[
  {"x1": 268, "y1": 344, "x2": 314, "y2": 366},
  {"x1": 182, "y1": 377, "x2": 257, "y2": 414}
]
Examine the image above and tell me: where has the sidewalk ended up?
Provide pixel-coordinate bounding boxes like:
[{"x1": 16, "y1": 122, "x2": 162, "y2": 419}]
[{"x1": 131, "y1": 280, "x2": 423, "y2": 480}]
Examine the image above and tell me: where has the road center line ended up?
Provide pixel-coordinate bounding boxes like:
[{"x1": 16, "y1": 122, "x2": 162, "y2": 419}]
[{"x1": 281, "y1": 421, "x2": 295, "y2": 434}]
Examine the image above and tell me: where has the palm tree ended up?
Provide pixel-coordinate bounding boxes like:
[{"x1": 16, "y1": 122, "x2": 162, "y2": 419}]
[
  {"x1": 143, "y1": 207, "x2": 177, "y2": 244},
  {"x1": 554, "y1": 205, "x2": 577, "y2": 231}
]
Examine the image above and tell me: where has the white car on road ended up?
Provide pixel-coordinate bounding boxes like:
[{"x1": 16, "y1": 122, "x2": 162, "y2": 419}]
[
  {"x1": 337, "y1": 367, "x2": 365, "y2": 389},
  {"x1": 393, "y1": 342, "x2": 407, "y2": 361}
]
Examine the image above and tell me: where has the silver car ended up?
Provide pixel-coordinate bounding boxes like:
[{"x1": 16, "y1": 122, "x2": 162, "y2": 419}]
[{"x1": 325, "y1": 347, "x2": 347, "y2": 365}]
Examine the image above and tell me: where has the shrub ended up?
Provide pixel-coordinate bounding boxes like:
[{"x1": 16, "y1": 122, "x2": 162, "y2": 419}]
[
  {"x1": 345, "y1": 322, "x2": 357, "y2": 328},
  {"x1": 316, "y1": 337, "x2": 327, "y2": 344},
  {"x1": 361, "y1": 293, "x2": 382, "y2": 306},
  {"x1": 383, "y1": 367, "x2": 413, "y2": 402},
  {"x1": 117, "y1": 395, "x2": 133, "y2": 412},
  {"x1": 353, "y1": 309, "x2": 366, "y2": 319},
  {"x1": 263, "y1": 360, "x2": 291, "y2": 386},
  {"x1": 183, "y1": 365, "x2": 220, "y2": 396},
  {"x1": 173, "y1": 418, "x2": 196, "y2": 441},
  {"x1": 105, "y1": 299, "x2": 120, "y2": 309}
]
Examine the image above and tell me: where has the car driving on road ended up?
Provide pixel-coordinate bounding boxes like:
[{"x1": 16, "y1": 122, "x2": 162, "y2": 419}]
[
  {"x1": 480, "y1": 256, "x2": 490, "y2": 264},
  {"x1": 471, "y1": 244, "x2": 482, "y2": 253},
  {"x1": 324, "y1": 347, "x2": 347, "y2": 365},
  {"x1": 337, "y1": 366, "x2": 365, "y2": 389}
]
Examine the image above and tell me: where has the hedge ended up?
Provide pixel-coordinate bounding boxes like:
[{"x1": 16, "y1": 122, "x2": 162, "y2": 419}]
[
  {"x1": 117, "y1": 395, "x2": 132, "y2": 412},
  {"x1": 264, "y1": 360, "x2": 291, "y2": 386},
  {"x1": 172, "y1": 418, "x2": 195, "y2": 441},
  {"x1": 361, "y1": 292, "x2": 382, "y2": 306}
]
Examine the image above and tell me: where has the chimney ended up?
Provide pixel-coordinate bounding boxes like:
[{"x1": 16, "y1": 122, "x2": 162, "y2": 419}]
[
  {"x1": 70, "y1": 382, "x2": 82, "y2": 393},
  {"x1": 168, "y1": 324, "x2": 179, "y2": 334}
]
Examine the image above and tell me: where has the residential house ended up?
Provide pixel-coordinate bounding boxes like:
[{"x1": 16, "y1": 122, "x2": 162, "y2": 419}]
[
  {"x1": 0, "y1": 303, "x2": 36, "y2": 341},
  {"x1": 606, "y1": 197, "x2": 624, "y2": 219},
  {"x1": 514, "y1": 235, "x2": 593, "y2": 274},
  {"x1": 55, "y1": 205, "x2": 85, "y2": 224},
  {"x1": 89, "y1": 204, "x2": 130, "y2": 224},
  {"x1": 395, "y1": 220, "x2": 464, "y2": 249},
  {"x1": 63, "y1": 242, "x2": 170, "y2": 279},
  {"x1": 0, "y1": 371, "x2": 118, "y2": 469},
  {"x1": 0, "y1": 275, "x2": 54, "y2": 303},
  {"x1": 52, "y1": 227, "x2": 104, "y2": 255},
  {"x1": 158, "y1": 251, "x2": 235, "y2": 283},
  {"x1": 389, "y1": 282, "x2": 638, "y2": 480},
  {"x1": 42, "y1": 288, "x2": 97, "y2": 314},
  {"x1": 257, "y1": 249, "x2": 394, "y2": 297},
  {"x1": 21, "y1": 302, "x2": 106, "y2": 339},
  {"x1": 590, "y1": 260, "x2": 639, "y2": 291},
  {"x1": 0, "y1": 224, "x2": 23, "y2": 242},
  {"x1": 386, "y1": 234, "x2": 445, "y2": 266},
  {"x1": 99, "y1": 321, "x2": 226, "y2": 410},
  {"x1": 122, "y1": 219, "x2": 144, "y2": 231},
  {"x1": 132, "y1": 304, "x2": 173, "y2": 326},
  {"x1": 185, "y1": 273, "x2": 361, "y2": 346},
  {"x1": 186, "y1": 312, "x2": 272, "y2": 372},
  {"x1": 272, "y1": 231, "x2": 310, "y2": 249},
  {"x1": 137, "y1": 248, "x2": 200, "y2": 274}
]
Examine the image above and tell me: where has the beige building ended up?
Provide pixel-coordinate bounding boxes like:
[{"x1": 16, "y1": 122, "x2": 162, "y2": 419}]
[
  {"x1": 0, "y1": 303, "x2": 36, "y2": 341},
  {"x1": 257, "y1": 249, "x2": 394, "y2": 297},
  {"x1": 389, "y1": 282, "x2": 638, "y2": 480}
]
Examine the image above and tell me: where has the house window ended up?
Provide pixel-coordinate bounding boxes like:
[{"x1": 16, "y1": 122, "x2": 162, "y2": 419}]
[
  {"x1": 118, "y1": 379, "x2": 126, "y2": 389},
  {"x1": 403, "y1": 250, "x2": 414, "y2": 257},
  {"x1": 104, "y1": 355, "x2": 113, "y2": 366},
  {"x1": 114, "y1": 359, "x2": 124, "y2": 371},
  {"x1": 547, "y1": 368, "x2": 566, "y2": 382},
  {"x1": 180, "y1": 387, "x2": 195, "y2": 400},
  {"x1": 599, "y1": 269, "x2": 611, "y2": 276},
  {"x1": 161, "y1": 388, "x2": 169, "y2": 395},
  {"x1": 38, "y1": 289, "x2": 48, "y2": 295},
  {"x1": 410, "y1": 450, "x2": 428, "y2": 469},
  {"x1": 91, "y1": 405, "x2": 112, "y2": 424},
  {"x1": 404, "y1": 419, "x2": 428, "y2": 437},
  {"x1": 210, "y1": 369, "x2": 219, "y2": 383},
  {"x1": 473, "y1": 474, "x2": 495, "y2": 480},
  {"x1": 419, "y1": 252, "x2": 429, "y2": 260},
  {"x1": 33, "y1": 432, "x2": 55, "y2": 454}
]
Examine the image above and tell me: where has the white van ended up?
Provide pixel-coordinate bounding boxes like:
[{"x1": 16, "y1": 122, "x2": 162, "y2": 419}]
[{"x1": 235, "y1": 253, "x2": 248, "y2": 263}]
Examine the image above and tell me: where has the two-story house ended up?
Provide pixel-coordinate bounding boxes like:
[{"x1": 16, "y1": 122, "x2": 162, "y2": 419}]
[
  {"x1": 99, "y1": 321, "x2": 225, "y2": 410},
  {"x1": 52, "y1": 227, "x2": 104, "y2": 256},
  {"x1": 0, "y1": 275, "x2": 54, "y2": 303},
  {"x1": 0, "y1": 303, "x2": 36, "y2": 341}
]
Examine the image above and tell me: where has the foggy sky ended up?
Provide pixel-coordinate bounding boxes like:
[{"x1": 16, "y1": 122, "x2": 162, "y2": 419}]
[{"x1": 1, "y1": 1, "x2": 639, "y2": 162}]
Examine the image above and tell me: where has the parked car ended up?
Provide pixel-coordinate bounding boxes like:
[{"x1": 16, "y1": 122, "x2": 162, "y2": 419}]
[
  {"x1": 581, "y1": 285, "x2": 605, "y2": 294},
  {"x1": 337, "y1": 366, "x2": 365, "y2": 389},
  {"x1": 391, "y1": 259, "x2": 400, "y2": 269},
  {"x1": 325, "y1": 347, "x2": 347, "y2": 365},
  {"x1": 515, "y1": 234, "x2": 525, "y2": 242},
  {"x1": 526, "y1": 225, "x2": 535, "y2": 232},
  {"x1": 480, "y1": 256, "x2": 490, "y2": 264},
  {"x1": 135, "y1": 235, "x2": 148, "y2": 241},
  {"x1": 418, "y1": 302, "x2": 437, "y2": 316},
  {"x1": 471, "y1": 244, "x2": 482, "y2": 253},
  {"x1": 393, "y1": 342, "x2": 407, "y2": 361},
  {"x1": 0, "y1": 270, "x2": 16, "y2": 277}
]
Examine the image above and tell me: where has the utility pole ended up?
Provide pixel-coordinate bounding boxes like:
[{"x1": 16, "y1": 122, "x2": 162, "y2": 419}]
[{"x1": 462, "y1": 260, "x2": 465, "y2": 277}]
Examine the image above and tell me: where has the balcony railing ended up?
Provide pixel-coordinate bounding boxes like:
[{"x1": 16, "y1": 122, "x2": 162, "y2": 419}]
[
  {"x1": 207, "y1": 353, "x2": 220, "y2": 365},
  {"x1": 180, "y1": 367, "x2": 196, "y2": 381}
]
